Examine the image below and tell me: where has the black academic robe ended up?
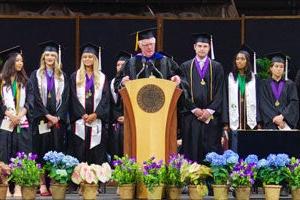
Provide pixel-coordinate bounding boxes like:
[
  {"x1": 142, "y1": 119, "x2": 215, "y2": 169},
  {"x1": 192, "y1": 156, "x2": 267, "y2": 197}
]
[
  {"x1": 108, "y1": 78, "x2": 124, "y2": 158},
  {"x1": 259, "y1": 78, "x2": 299, "y2": 129},
  {"x1": 114, "y1": 53, "x2": 183, "y2": 90},
  {"x1": 68, "y1": 71, "x2": 110, "y2": 165},
  {"x1": 0, "y1": 81, "x2": 34, "y2": 164},
  {"x1": 180, "y1": 58, "x2": 226, "y2": 163},
  {"x1": 222, "y1": 73, "x2": 262, "y2": 130},
  {"x1": 30, "y1": 70, "x2": 69, "y2": 163}
]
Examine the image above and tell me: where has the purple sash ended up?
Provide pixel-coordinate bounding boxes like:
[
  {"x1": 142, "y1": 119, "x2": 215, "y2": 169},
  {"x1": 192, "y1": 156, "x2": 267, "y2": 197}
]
[
  {"x1": 271, "y1": 80, "x2": 285, "y2": 101},
  {"x1": 45, "y1": 71, "x2": 54, "y2": 94},
  {"x1": 85, "y1": 74, "x2": 94, "y2": 93},
  {"x1": 195, "y1": 57, "x2": 210, "y2": 80}
]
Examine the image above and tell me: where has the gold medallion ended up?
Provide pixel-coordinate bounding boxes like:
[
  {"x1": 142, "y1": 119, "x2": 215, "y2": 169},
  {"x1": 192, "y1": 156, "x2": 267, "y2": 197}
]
[
  {"x1": 201, "y1": 79, "x2": 206, "y2": 85},
  {"x1": 275, "y1": 100, "x2": 280, "y2": 107}
]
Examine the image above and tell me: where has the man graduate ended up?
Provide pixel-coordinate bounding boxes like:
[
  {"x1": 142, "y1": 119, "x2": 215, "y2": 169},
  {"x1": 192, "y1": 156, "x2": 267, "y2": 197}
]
[{"x1": 180, "y1": 33, "x2": 226, "y2": 163}]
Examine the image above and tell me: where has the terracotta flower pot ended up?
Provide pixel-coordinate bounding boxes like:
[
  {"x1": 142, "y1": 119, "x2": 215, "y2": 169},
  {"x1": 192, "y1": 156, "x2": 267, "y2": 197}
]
[
  {"x1": 50, "y1": 183, "x2": 68, "y2": 200},
  {"x1": 167, "y1": 185, "x2": 181, "y2": 200},
  {"x1": 235, "y1": 186, "x2": 251, "y2": 200},
  {"x1": 81, "y1": 183, "x2": 98, "y2": 200},
  {"x1": 188, "y1": 185, "x2": 208, "y2": 200},
  {"x1": 0, "y1": 184, "x2": 8, "y2": 200},
  {"x1": 147, "y1": 185, "x2": 163, "y2": 200},
  {"x1": 291, "y1": 188, "x2": 300, "y2": 200},
  {"x1": 21, "y1": 186, "x2": 36, "y2": 200},
  {"x1": 212, "y1": 184, "x2": 229, "y2": 200},
  {"x1": 136, "y1": 182, "x2": 147, "y2": 199},
  {"x1": 119, "y1": 183, "x2": 135, "y2": 199},
  {"x1": 263, "y1": 185, "x2": 282, "y2": 200}
]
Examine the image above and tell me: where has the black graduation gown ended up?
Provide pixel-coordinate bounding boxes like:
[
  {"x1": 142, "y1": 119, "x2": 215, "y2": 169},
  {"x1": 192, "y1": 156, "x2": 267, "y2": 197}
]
[
  {"x1": 114, "y1": 53, "x2": 183, "y2": 90},
  {"x1": 180, "y1": 58, "x2": 226, "y2": 163},
  {"x1": 259, "y1": 78, "x2": 299, "y2": 129},
  {"x1": 108, "y1": 78, "x2": 124, "y2": 158},
  {"x1": 68, "y1": 72, "x2": 110, "y2": 165},
  {"x1": 222, "y1": 74, "x2": 262, "y2": 130},
  {"x1": 0, "y1": 81, "x2": 34, "y2": 164},
  {"x1": 30, "y1": 70, "x2": 69, "y2": 163}
]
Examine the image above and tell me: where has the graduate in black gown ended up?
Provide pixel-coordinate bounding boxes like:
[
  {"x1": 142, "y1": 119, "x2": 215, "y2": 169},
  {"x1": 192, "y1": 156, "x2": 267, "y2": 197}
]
[
  {"x1": 180, "y1": 33, "x2": 226, "y2": 163},
  {"x1": 259, "y1": 52, "x2": 299, "y2": 129},
  {"x1": 108, "y1": 51, "x2": 131, "y2": 159},
  {"x1": 114, "y1": 27, "x2": 182, "y2": 88},
  {"x1": 69, "y1": 43, "x2": 110, "y2": 165},
  {"x1": 0, "y1": 46, "x2": 33, "y2": 197},
  {"x1": 223, "y1": 45, "x2": 262, "y2": 131},
  {"x1": 30, "y1": 41, "x2": 69, "y2": 195}
]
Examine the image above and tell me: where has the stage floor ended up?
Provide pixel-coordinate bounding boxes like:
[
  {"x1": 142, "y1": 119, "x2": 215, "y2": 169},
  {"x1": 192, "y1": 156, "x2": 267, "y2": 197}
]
[{"x1": 6, "y1": 186, "x2": 293, "y2": 199}]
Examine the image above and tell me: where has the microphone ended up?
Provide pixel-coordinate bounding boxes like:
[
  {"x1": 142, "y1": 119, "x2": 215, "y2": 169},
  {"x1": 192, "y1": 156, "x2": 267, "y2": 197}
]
[
  {"x1": 136, "y1": 57, "x2": 147, "y2": 79},
  {"x1": 148, "y1": 60, "x2": 163, "y2": 78}
]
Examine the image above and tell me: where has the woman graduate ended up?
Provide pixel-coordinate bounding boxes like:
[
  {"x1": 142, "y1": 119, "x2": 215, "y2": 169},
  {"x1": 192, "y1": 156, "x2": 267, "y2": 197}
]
[
  {"x1": 69, "y1": 43, "x2": 110, "y2": 165},
  {"x1": 0, "y1": 46, "x2": 33, "y2": 197},
  {"x1": 259, "y1": 52, "x2": 299, "y2": 129},
  {"x1": 223, "y1": 45, "x2": 261, "y2": 131},
  {"x1": 30, "y1": 41, "x2": 69, "y2": 195}
]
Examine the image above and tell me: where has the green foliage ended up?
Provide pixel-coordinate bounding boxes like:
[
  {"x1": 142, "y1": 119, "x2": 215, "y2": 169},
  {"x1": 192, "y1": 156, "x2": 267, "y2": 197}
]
[
  {"x1": 180, "y1": 162, "x2": 212, "y2": 186},
  {"x1": 256, "y1": 58, "x2": 271, "y2": 80},
  {"x1": 111, "y1": 155, "x2": 139, "y2": 186},
  {"x1": 142, "y1": 158, "x2": 166, "y2": 192},
  {"x1": 11, "y1": 157, "x2": 43, "y2": 187},
  {"x1": 257, "y1": 166, "x2": 290, "y2": 185},
  {"x1": 212, "y1": 166, "x2": 229, "y2": 185},
  {"x1": 288, "y1": 157, "x2": 300, "y2": 189}
]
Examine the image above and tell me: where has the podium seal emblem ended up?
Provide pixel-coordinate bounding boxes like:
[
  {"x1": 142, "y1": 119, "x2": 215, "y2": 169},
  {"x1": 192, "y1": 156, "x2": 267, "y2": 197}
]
[{"x1": 137, "y1": 84, "x2": 165, "y2": 113}]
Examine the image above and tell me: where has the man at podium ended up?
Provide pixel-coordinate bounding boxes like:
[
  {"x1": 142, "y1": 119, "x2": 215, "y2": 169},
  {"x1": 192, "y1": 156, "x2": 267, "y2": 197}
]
[{"x1": 114, "y1": 27, "x2": 182, "y2": 88}]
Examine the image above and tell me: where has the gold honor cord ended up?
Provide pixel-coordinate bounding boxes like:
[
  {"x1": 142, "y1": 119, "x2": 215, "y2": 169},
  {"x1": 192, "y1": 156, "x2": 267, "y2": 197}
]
[{"x1": 190, "y1": 59, "x2": 213, "y2": 103}]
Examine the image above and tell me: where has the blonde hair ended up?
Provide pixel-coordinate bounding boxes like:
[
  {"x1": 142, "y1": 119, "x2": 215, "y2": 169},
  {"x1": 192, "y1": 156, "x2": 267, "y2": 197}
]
[
  {"x1": 38, "y1": 51, "x2": 63, "y2": 80},
  {"x1": 77, "y1": 53, "x2": 100, "y2": 88}
]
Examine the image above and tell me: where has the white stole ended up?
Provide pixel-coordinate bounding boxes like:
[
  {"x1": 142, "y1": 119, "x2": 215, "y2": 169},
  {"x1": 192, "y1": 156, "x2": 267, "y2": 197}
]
[
  {"x1": 110, "y1": 78, "x2": 118, "y2": 104},
  {"x1": 2, "y1": 83, "x2": 28, "y2": 127},
  {"x1": 75, "y1": 71, "x2": 105, "y2": 149},
  {"x1": 228, "y1": 72, "x2": 257, "y2": 130},
  {"x1": 36, "y1": 68, "x2": 65, "y2": 111}
]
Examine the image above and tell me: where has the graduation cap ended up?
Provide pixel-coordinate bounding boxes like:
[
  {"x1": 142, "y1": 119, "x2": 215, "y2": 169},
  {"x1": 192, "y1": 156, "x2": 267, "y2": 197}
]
[
  {"x1": 0, "y1": 45, "x2": 22, "y2": 67},
  {"x1": 130, "y1": 27, "x2": 157, "y2": 51},
  {"x1": 192, "y1": 33, "x2": 215, "y2": 60},
  {"x1": 265, "y1": 51, "x2": 290, "y2": 80},
  {"x1": 39, "y1": 40, "x2": 62, "y2": 67},
  {"x1": 116, "y1": 50, "x2": 131, "y2": 62},
  {"x1": 239, "y1": 44, "x2": 257, "y2": 74},
  {"x1": 80, "y1": 43, "x2": 102, "y2": 71}
]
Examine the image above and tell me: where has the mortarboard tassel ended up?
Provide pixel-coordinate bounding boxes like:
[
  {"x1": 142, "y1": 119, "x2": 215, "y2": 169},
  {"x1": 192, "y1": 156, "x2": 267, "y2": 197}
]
[
  {"x1": 58, "y1": 45, "x2": 61, "y2": 68},
  {"x1": 98, "y1": 47, "x2": 102, "y2": 71},
  {"x1": 135, "y1": 32, "x2": 139, "y2": 51},
  {"x1": 210, "y1": 35, "x2": 215, "y2": 60},
  {"x1": 285, "y1": 56, "x2": 288, "y2": 80},
  {"x1": 253, "y1": 52, "x2": 257, "y2": 74}
]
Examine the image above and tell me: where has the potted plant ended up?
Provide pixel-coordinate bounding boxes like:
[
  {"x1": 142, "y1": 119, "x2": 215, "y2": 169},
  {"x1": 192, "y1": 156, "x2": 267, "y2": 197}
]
[
  {"x1": 205, "y1": 150, "x2": 239, "y2": 200},
  {"x1": 164, "y1": 154, "x2": 188, "y2": 199},
  {"x1": 43, "y1": 151, "x2": 79, "y2": 200},
  {"x1": 112, "y1": 155, "x2": 139, "y2": 199},
  {"x1": 287, "y1": 157, "x2": 300, "y2": 200},
  {"x1": 10, "y1": 152, "x2": 43, "y2": 200},
  {"x1": 142, "y1": 157, "x2": 167, "y2": 200},
  {"x1": 257, "y1": 154, "x2": 290, "y2": 200},
  {"x1": 181, "y1": 160, "x2": 212, "y2": 200},
  {"x1": 0, "y1": 161, "x2": 11, "y2": 199},
  {"x1": 229, "y1": 155, "x2": 257, "y2": 200},
  {"x1": 71, "y1": 162, "x2": 111, "y2": 200}
]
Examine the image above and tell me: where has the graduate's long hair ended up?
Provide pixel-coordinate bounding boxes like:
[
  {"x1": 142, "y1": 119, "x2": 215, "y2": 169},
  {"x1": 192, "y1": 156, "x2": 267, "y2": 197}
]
[
  {"x1": 232, "y1": 50, "x2": 252, "y2": 82},
  {"x1": 38, "y1": 51, "x2": 63, "y2": 80},
  {"x1": 1, "y1": 53, "x2": 28, "y2": 87},
  {"x1": 77, "y1": 53, "x2": 101, "y2": 89}
]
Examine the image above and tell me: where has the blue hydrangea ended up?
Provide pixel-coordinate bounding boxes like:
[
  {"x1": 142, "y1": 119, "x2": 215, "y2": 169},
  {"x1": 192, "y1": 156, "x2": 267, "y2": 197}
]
[
  {"x1": 245, "y1": 154, "x2": 258, "y2": 164},
  {"x1": 223, "y1": 150, "x2": 238, "y2": 159},
  {"x1": 211, "y1": 154, "x2": 227, "y2": 166},
  {"x1": 274, "y1": 154, "x2": 290, "y2": 167},
  {"x1": 226, "y1": 155, "x2": 239, "y2": 165},
  {"x1": 267, "y1": 154, "x2": 277, "y2": 167},
  {"x1": 205, "y1": 152, "x2": 219, "y2": 163},
  {"x1": 62, "y1": 155, "x2": 79, "y2": 168},
  {"x1": 43, "y1": 151, "x2": 65, "y2": 166},
  {"x1": 257, "y1": 159, "x2": 269, "y2": 168}
]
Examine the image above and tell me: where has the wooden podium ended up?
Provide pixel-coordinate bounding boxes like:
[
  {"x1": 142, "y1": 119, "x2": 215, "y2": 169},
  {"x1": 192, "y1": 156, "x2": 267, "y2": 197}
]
[{"x1": 119, "y1": 77, "x2": 182, "y2": 164}]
